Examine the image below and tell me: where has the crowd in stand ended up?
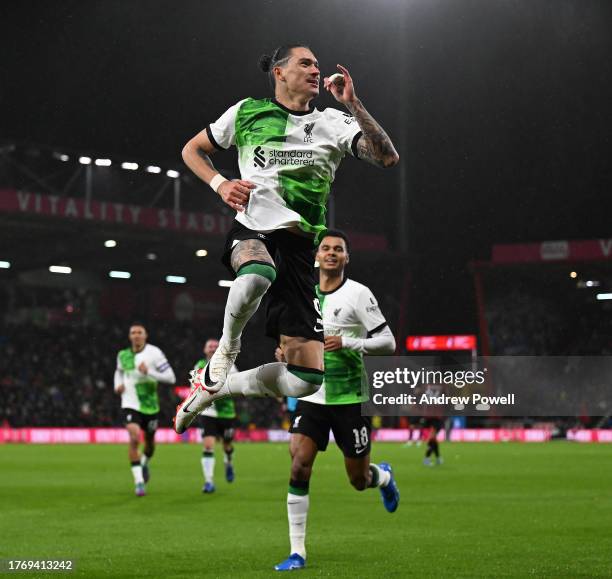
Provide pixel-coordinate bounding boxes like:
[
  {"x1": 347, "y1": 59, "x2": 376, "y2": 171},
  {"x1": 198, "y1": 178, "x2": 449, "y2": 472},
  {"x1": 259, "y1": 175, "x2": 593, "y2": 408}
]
[
  {"x1": 484, "y1": 284, "x2": 612, "y2": 429},
  {"x1": 486, "y1": 288, "x2": 568, "y2": 355},
  {"x1": 486, "y1": 288, "x2": 612, "y2": 356},
  {"x1": 0, "y1": 311, "x2": 287, "y2": 429},
  {"x1": 2, "y1": 279, "x2": 610, "y2": 429}
]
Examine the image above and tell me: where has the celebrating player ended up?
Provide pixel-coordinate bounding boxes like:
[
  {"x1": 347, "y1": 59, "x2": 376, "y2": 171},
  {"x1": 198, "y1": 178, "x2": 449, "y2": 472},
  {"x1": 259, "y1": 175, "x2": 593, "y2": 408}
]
[
  {"x1": 114, "y1": 324, "x2": 176, "y2": 497},
  {"x1": 274, "y1": 230, "x2": 399, "y2": 572},
  {"x1": 193, "y1": 339, "x2": 238, "y2": 493},
  {"x1": 175, "y1": 43, "x2": 399, "y2": 433}
]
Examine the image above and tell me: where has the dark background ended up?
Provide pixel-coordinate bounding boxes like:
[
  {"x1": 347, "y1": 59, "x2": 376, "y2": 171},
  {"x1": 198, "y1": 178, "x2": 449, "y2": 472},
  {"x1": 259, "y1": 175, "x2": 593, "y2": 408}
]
[{"x1": 2, "y1": 0, "x2": 612, "y2": 334}]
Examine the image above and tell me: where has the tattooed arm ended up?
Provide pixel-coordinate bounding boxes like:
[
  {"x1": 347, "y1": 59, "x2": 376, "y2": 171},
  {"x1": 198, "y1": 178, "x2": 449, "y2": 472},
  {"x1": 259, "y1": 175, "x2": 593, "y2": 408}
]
[
  {"x1": 323, "y1": 64, "x2": 399, "y2": 168},
  {"x1": 347, "y1": 98, "x2": 399, "y2": 168}
]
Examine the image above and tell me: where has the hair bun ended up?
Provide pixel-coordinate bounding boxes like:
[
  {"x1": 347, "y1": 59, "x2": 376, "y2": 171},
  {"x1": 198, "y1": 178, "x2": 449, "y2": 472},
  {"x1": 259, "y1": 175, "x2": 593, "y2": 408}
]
[{"x1": 259, "y1": 54, "x2": 273, "y2": 73}]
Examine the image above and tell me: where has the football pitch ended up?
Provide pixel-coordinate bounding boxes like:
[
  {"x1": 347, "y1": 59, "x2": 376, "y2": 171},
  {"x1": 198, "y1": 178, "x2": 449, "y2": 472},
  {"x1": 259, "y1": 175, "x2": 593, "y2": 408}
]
[{"x1": 1, "y1": 442, "x2": 610, "y2": 578}]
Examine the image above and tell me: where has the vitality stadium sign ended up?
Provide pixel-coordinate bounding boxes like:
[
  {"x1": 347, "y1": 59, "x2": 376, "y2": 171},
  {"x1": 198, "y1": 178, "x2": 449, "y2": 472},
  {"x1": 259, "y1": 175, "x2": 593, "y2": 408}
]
[{"x1": 0, "y1": 189, "x2": 233, "y2": 236}]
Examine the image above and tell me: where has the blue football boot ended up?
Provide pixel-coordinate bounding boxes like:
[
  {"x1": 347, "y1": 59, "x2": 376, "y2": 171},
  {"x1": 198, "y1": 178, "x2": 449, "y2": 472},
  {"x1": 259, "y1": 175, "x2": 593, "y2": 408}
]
[
  {"x1": 274, "y1": 553, "x2": 306, "y2": 571},
  {"x1": 378, "y1": 462, "x2": 400, "y2": 513}
]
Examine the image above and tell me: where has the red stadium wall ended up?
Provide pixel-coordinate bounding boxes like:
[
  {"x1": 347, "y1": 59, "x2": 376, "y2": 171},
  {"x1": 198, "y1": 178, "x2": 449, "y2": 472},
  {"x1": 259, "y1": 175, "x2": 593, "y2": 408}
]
[{"x1": 2, "y1": 427, "x2": 611, "y2": 444}]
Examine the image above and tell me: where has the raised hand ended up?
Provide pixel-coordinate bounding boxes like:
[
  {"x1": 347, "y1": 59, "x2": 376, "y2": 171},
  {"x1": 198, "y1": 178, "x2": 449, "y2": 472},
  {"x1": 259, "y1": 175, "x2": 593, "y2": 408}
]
[{"x1": 323, "y1": 64, "x2": 357, "y2": 105}]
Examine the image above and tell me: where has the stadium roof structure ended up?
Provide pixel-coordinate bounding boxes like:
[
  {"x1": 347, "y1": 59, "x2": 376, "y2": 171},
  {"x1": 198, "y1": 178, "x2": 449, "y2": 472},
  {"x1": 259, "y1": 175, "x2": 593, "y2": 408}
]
[{"x1": 0, "y1": 144, "x2": 395, "y2": 292}]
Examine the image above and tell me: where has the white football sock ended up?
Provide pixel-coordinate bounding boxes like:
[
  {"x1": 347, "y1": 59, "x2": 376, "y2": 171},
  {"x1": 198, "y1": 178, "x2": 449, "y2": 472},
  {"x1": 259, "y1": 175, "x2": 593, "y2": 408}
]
[
  {"x1": 140, "y1": 454, "x2": 150, "y2": 467},
  {"x1": 222, "y1": 272, "x2": 272, "y2": 343},
  {"x1": 202, "y1": 452, "x2": 215, "y2": 483},
  {"x1": 197, "y1": 365, "x2": 322, "y2": 415},
  {"x1": 369, "y1": 463, "x2": 391, "y2": 488},
  {"x1": 287, "y1": 493, "x2": 309, "y2": 559},
  {"x1": 222, "y1": 363, "x2": 322, "y2": 398},
  {"x1": 131, "y1": 464, "x2": 144, "y2": 485}
]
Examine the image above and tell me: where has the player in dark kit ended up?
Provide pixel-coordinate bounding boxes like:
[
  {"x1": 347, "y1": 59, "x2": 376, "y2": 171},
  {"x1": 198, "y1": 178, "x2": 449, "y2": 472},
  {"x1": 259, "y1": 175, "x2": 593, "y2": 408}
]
[{"x1": 423, "y1": 418, "x2": 443, "y2": 466}]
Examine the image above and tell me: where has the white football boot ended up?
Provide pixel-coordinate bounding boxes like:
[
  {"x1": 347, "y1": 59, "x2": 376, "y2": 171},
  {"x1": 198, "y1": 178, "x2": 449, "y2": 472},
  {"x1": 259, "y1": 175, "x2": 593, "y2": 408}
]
[{"x1": 173, "y1": 339, "x2": 240, "y2": 434}]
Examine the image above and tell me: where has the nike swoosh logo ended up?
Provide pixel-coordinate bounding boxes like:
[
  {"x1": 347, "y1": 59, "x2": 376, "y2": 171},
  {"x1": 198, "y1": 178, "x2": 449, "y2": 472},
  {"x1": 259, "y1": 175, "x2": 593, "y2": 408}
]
[
  {"x1": 183, "y1": 395, "x2": 197, "y2": 414},
  {"x1": 355, "y1": 446, "x2": 368, "y2": 455},
  {"x1": 314, "y1": 326, "x2": 324, "y2": 333},
  {"x1": 204, "y1": 364, "x2": 218, "y2": 388}
]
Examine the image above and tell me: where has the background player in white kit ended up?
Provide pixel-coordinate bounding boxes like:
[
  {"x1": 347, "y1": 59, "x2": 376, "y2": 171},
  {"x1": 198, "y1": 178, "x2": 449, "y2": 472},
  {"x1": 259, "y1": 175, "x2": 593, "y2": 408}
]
[
  {"x1": 274, "y1": 231, "x2": 399, "y2": 572},
  {"x1": 114, "y1": 324, "x2": 176, "y2": 497},
  {"x1": 175, "y1": 43, "x2": 398, "y2": 434},
  {"x1": 193, "y1": 339, "x2": 238, "y2": 494}
]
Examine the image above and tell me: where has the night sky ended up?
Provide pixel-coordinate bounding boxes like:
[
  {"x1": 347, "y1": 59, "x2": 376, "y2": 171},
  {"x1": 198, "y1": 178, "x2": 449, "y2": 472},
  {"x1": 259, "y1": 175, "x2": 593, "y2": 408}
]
[{"x1": 2, "y1": 0, "x2": 612, "y2": 333}]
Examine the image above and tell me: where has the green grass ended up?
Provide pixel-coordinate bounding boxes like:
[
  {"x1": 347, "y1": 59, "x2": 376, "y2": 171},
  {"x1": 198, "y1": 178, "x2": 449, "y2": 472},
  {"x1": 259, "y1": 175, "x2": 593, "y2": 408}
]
[{"x1": 1, "y1": 442, "x2": 611, "y2": 578}]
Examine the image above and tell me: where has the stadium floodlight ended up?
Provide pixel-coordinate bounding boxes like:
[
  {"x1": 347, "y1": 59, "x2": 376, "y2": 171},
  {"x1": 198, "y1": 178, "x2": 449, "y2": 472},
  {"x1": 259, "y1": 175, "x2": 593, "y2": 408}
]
[
  {"x1": 195, "y1": 249, "x2": 208, "y2": 257},
  {"x1": 109, "y1": 270, "x2": 131, "y2": 279},
  {"x1": 166, "y1": 170, "x2": 180, "y2": 179},
  {"x1": 145, "y1": 165, "x2": 161, "y2": 174},
  {"x1": 0, "y1": 260, "x2": 10, "y2": 269},
  {"x1": 569, "y1": 271, "x2": 577, "y2": 278},
  {"x1": 78, "y1": 156, "x2": 92, "y2": 165},
  {"x1": 586, "y1": 280, "x2": 600, "y2": 288},
  {"x1": 146, "y1": 253, "x2": 157, "y2": 261},
  {"x1": 52, "y1": 152, "x2": 70, "y2": 162},
  {"x1": 166, "y1": 275, "x2": 186, "y2": 284},
  {"x1": 596, "y1": 293, "x2": 612, "y2": 301},
  {"x1": 49, "y1": 265, "x2": 72, "y2": 274},
  {"x1": 104, "y1": 239, "x2": 117, "y2": 248},
  {"x1": 95, "y1": 158, "x2": 112, "y2": 166},
  {"x1": 121, "y1": 162, "x2": 139, "y2": 170},
  {"x1": 218, "y1": 280, "x2": 233, "y2": 288}
]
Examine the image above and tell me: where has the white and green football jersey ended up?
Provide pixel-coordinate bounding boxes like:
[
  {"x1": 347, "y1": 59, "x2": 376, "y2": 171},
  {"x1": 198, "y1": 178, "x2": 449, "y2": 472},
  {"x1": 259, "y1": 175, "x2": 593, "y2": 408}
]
[
  {"x1": 114, "y1": 344, "x2": 174, "y2": 414},
  {"x1": 301, "y1": 278, "x2": 388, "y2": 405},
  {"x1": 207, "y1": 98, "x2": 362, "y2": 239}
]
